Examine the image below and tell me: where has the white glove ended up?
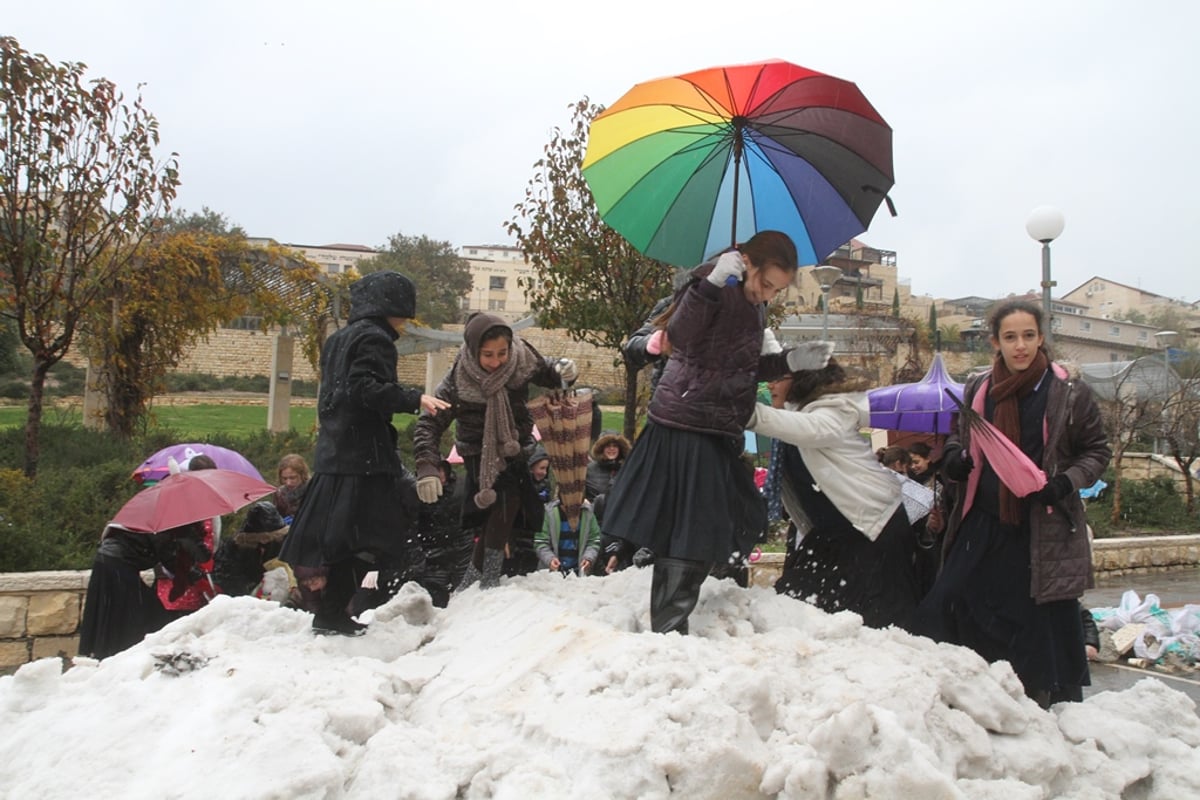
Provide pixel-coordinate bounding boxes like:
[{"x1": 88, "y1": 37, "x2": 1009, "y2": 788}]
[
  {"x1": 761, "y1": 328, "x2": 783, "y2": 355},
  {"x1": 416, "y1": 475, "x2": 443, "y2": 504},
  {"x1": 786, "y1": 341, "x2": 835, "y2": 372},
  {"x1": 553, "y1": 357, "x2": 578, "y2": 385},
  {"x1": 707, "y1": 251, "x2": 745, "y2": 287}
]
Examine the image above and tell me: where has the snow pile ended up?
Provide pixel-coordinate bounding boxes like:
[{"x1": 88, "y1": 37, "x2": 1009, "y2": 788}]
[{"x1": 3, "y1": 569, "x2": 1200, "y2": 798}]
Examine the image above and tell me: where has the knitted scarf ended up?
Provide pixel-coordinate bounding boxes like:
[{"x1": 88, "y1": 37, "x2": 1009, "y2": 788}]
[
  {"x1": 456, "y1": 337, "x2": 542, "y2": 508},
  {"x1": 988, "y1": 347, "x2": 1049, "y2": 525}
]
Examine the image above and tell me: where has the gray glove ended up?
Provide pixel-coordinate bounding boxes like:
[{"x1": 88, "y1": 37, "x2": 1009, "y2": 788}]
[
  {"x1": 707, "y1": 251, "x2": 745, "y2": 287},
  {"x1": 416, "y1": 475, "x2": 443, "y2": 504},
  {"x1": 786, "y1": 341, "x2": 835, "y2": 372},
  {"x1": 553, "y1": 357, "x2": 578, "y2": 385}
]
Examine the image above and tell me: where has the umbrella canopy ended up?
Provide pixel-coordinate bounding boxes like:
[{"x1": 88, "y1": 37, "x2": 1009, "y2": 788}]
[
  {"x1": 868, "y1": 353, "x2": 964, "y2": 435},
  {"x1": 527, "y1": 393, "x2": 593, "y2": 530},
  {"x1": 133, "y1": 443, "x2": 264, "y2": 485},
  {"x1": 112, "y1": 468, "x2": 277, "y2": 533},
  {"x1": 582, "y1": 59, "x2": 894, "y2": 268}
]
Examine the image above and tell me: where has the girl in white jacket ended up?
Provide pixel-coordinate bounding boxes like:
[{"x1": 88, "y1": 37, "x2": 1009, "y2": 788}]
[{"x1": 749, "y1": 360, "x2": 920, "y2": 628}]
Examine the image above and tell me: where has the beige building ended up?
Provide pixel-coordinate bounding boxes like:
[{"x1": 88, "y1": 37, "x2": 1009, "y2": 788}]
[
  {"x1": 458, "y1": 244, "x2": 539, "y2": 321},
  {"x1": 280, "y1": 242, "x2": 378, "y2": 275},
  {"x1": 1060, "y1": 276, "x2": 1199, "y2": 325}
]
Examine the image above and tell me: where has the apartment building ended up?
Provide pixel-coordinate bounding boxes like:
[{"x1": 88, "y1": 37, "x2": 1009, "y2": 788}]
[{"x1": 457, "y1": 244, "x2": 539, "y2": 321}]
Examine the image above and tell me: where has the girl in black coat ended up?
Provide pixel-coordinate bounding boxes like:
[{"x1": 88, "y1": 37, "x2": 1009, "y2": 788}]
[{"x1": 279, "y1": 271, "x2": 448, "y2": 635}]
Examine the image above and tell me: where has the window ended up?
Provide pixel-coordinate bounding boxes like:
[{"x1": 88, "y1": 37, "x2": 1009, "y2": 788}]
[
  {"x1": 1109, "y1": 325, "x2": 1121, "y2": 337},
  {"x1": 1080, "y1": 320, "x2": 1091, "y2": 332},
  {"x1": 488, "y1": 299, "x2": 506, "y2": 311},
  {"x1": 1138, "y1": 331, "x2": 1148, "y2": 342},
  {"x1": 224, "y1": 316, "x2": 263, "y2": 331},
  {"x1": 468, "y1": 248, "x2": 478, "y2": 256},
  {"x1": 489, "y1": 276, "x2": 507, "y2": 290}
]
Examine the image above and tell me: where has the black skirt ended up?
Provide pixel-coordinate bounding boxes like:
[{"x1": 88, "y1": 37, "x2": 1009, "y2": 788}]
[
  {"x1": 78, "y1": 554, "x2": 169, "y2": 659},
  {"x1": 279, "y1": 472, "x2": 419, "y2": 568},
  {"x1": 776, "y1": 507, "x2": 918, "y2": 629},
  {"x1": 910, "y1": 507, "x2": 1089, "y2": 699},
  {"x1": 601, "y1": 422, "x2": 766, "y2": 564}
]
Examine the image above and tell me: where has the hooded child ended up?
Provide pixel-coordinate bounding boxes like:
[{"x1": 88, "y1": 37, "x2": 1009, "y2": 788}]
[{"x1": 279, "y1": 271, "x2": 449, "y2": 635}]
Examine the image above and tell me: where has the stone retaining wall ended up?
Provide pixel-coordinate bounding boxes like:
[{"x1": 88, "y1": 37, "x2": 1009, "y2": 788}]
[{"x1": 4, "y1": 536, "x2": 1199, "y2": 673}]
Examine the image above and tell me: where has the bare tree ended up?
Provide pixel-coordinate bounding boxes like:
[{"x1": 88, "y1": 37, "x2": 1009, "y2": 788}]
[{"x1": 0, "y1": 37, "x2": 179, "y2": 475}]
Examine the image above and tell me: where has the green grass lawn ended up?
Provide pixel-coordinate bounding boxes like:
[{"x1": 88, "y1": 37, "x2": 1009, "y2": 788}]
[
  {"x1": 0, "y1": 403, "x2": 318, "y2": 438},
  {"x1": 0, "y1": 403, "x2": 631, "y2": 440}
]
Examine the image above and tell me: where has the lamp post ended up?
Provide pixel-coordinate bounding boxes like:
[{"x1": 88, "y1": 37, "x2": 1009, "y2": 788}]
[
  {"x1": 811, "y1": 265, "x2": 843, "y2": 341},
  {"x1": 1153, "y1": 330, "x2": 1178, "y2": 455},
  {"x1": 1025, "y1": 206, "x2": 1065, "y2": 349}
]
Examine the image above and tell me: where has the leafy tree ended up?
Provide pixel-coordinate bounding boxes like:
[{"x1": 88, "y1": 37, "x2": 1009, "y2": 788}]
[
  {"x1": 855, "y1": 284, "x2": 864, "y2": 310},
  {"x1": 0, "y1": 36, "x2": 180, "y2": 476},
  {"x1": 161, "y1": 206, "x2": 246, "y2": 237},
  {"x1": 355, "y1": 233, "x2": 472, "y2": 328},
  {"x1": 1159, "y1": 357, "x2": 1200, "y2": 513},
  {"x1": 81, "y1": 230, "x2": 326, "y2": 438},
  {"x1": 506, "y1": 98, "x2": 674, "y2": 441},
  {"x1": 892, "y1": 287, "x2": 900, "y2": 318},
  {"x1": 928, "y1": 302, "x2": 938, "y2": 337}
]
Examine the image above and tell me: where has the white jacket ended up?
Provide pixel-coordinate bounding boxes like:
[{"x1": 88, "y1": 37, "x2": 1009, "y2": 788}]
[{"x1": 748, "y1": 393, "x2": 902, "y2": 541}]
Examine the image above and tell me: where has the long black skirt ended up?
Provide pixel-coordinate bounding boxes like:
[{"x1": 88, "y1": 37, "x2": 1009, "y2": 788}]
[
  {"x1": 601, "y1": 422, "x2": 766, "y2": 564},
  {"x1": 776, "y1": 507, "x2": 919, "y2": 629},
  {"x1": 910, "y1": 508, "x2": 1089, "y2": 701},
  {"x1": 279, "y1": 472, "x2": 420, "y2": 569},
  {"x1": 78, "y1": 554, "x2": 169, "y2": 659}
]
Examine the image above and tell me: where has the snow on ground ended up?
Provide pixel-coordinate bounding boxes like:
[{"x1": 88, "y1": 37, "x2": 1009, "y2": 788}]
[{"x1": 3, "y1": 569, "x2": 1200, "y2": 799}]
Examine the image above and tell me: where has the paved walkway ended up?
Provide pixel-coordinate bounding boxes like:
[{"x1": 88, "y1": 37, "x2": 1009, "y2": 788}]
[{"x1": 1082, "y1": 568, "x2": 1200, "y2": 706}]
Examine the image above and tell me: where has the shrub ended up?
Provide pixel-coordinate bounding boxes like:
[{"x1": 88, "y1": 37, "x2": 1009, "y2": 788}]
[
  {"x1": 1085, "y1": 469, "x2": 1195, "y2": 537},
  {"x1": 0, "y1": 424, "x2": 318, "y2": 571}
]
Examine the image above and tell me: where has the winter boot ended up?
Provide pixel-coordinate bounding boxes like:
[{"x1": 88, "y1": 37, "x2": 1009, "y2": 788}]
[
  {"x1": 313, "y1": 561, "x2": 367, "y2": 636},
  {"x1": 479, "y1": 547, "x2": 506, "y2": 589},
  {"x1": 650, "y1": 557, "x2": 709, "y2": 634}
]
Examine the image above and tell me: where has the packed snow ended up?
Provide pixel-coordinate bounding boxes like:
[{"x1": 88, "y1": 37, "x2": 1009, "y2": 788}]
[{"x1": 3, "y1": 569, "x2": 1200, "y2": 799}]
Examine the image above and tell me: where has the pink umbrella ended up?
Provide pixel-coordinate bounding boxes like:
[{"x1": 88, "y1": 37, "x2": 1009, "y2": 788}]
[
  {"x1": 133, "y1": 443, "x2": 263, "y2": 485},
  {"x1": 946, "y1": 389, "x2": 1046, "y2": 497},
  {"x1": 112, "y1": 469, "x2": 277, "y2": 533}
]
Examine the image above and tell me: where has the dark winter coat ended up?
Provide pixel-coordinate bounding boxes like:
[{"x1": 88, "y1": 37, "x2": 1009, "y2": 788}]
[
  {"x1": 214, "y1": 526, "x2": 289, "y2": 597},
  {"x1": 312, "y1": 271, "x2": 423, "y2": 475},
  {"x1": 412, "y1": 322, "x2": 562, "y2": 478},
  {"x1": 585, "y1": 432, "x2": 631, "y2": 501},
  {"x1": 648, "y1": 263, "x2": 790, "y2": 437},
  {"x1": 943, "y1": 363, "x2": 1111, "y2": 603},
  {"x1": 623, "y1": 295, "x2": 672, "y2": 397}
]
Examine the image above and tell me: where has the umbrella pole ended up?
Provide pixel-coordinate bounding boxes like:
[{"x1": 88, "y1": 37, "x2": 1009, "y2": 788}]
[{"x1": 729, "y1": 124, "x2": 744, "y2": 247}]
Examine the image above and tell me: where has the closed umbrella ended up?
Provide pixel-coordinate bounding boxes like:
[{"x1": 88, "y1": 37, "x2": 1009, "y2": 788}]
[{"x1": 527, "y1": 392, "x2": 593, "y2": 530}]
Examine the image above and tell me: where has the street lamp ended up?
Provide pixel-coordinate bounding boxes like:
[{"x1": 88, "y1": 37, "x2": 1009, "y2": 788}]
[
  {"x1": 811, "y1": 265, "x2": 843, "y2": 340},
  {"x1": 1153, "y1": 330, "x2": 1179, "y2": 455},
  {"x1": 1025, "y1": 206, "x2": 1065, "y2": 349}
]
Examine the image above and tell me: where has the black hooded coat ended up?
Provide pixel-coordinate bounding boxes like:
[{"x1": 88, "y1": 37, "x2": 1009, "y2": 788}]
[{"x1": 280, "y1": 271, "x2": 425, "y2": 569}]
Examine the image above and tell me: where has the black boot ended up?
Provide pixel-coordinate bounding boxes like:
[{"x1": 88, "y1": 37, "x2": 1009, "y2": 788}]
[
  {"x1": 650, "y1": 557, "x2": 709, "y2": 634},
  {"x1": 313, "y1": 560, "x2": 367, "y2": 636}
]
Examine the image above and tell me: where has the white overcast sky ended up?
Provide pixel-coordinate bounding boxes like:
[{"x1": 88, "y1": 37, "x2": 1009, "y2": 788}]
[{"x1": 8, "y1": 0, "x2": 1198, "y2": 302}]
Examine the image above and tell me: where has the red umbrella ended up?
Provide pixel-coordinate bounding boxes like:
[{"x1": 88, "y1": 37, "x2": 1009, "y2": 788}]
[
  {"x1": 946, "y1": 390, "x2": 1046, "y2": 497},
  {"x1": 111, "y1": 468, "x2": 277, "y2": 533}
]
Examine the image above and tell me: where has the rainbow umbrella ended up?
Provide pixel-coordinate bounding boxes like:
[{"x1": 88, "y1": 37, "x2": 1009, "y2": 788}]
[{"x1": 582, "y1": 59, "x2": 895, "y2": 268}]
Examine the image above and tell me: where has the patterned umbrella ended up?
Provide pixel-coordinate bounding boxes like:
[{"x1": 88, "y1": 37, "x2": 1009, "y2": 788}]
[
  {"x1": 527, "y1": 391, "x2": 594, "y2": 530},
  {"x1": 583, "y1": 59, "x2": 894, "y2": 267}
]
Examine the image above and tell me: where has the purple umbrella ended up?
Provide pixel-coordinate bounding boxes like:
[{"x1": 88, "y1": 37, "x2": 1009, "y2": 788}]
[
  {"x1": 868, "y1": 353, "x2": 965, "y2": 434},
  {"x1": 132, "y1": 443, "x2": 264, "y2": 485}
]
